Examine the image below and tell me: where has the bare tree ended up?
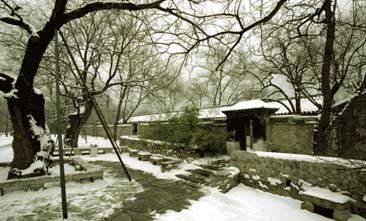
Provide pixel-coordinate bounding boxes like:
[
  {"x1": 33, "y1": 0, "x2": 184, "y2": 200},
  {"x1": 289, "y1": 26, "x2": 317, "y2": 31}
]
[
  {"x1": 0, "y1": 0, "x2": 286, "y2": 177},
  {"x1": 253, "y1": 27, "x2": 320, "y2": 114},
  {"x1": 195, "y1": 45, "x2": 255, "y2": 106}
]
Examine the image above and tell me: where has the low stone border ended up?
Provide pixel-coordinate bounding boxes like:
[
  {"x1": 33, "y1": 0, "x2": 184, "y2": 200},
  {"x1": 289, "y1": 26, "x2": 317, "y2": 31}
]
[
  {"x1": 53, "y1": 146, "x2": 125, "y2": 156},
  {"x1": 125, "y1": 148, "x2": 182, "y2": 171},
  {"x1": 0, "y1": 157, "x2": 103, "y2": 196}
]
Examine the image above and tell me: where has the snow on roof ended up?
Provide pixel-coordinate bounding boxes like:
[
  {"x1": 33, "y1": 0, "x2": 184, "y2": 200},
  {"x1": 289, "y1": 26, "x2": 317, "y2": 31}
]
[
  {"x1": 267, "y1": 96, "x2": 323, "y2": 115},
  {"x1": 198, "y1": 106, "x2": 227, "y2": 119},
  {"x1": 126, "y1": 106, "x2": 228, "y2": 123},
  {"x1": 124, "y1": 96, "x2": 324, "y2": 123},
  {"x1": 301, "y1": 187, "x2": 351, "y2": 204},
  {"x1": 222, "y1": 99, "x2": 279, "y2": 112}
]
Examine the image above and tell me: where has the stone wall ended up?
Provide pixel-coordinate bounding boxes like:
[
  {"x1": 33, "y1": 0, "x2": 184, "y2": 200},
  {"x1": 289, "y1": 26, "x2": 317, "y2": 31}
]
[
  {"x1": 83, "y1": 124, "x2": 133, "y2": 138},
  {"x1": 266, "y1": 116, "x2": 317, "y2": 154},
  {"x1": 119, "y1": 136, "x2": 199, "y2": 158},
  {"x1": 329, "y1": 96, "x2": 366, "y2": 159},
  {"x1": 231, "y1": 150, "x2": 366, "y2": 216}
]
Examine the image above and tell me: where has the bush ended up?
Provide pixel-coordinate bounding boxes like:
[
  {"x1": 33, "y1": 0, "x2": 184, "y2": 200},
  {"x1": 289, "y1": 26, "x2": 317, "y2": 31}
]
[
  {"x1": 192, "y1": 128, "x2": 226, "y2": 156},
  {"x1": 141, "y1": 107, "x2": 226, "y2": 156}
]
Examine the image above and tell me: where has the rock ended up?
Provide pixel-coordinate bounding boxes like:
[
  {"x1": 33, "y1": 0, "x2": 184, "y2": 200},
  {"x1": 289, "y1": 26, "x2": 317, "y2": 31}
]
[
  {"x1": 333, "y1": 209, "x2": 351, "y2": 221},
  {"x1": 301, "y1": 201, "x2": 315, "y2": 212}
]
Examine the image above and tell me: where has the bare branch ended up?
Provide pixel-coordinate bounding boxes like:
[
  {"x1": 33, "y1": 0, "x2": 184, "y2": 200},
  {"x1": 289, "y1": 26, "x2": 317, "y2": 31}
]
[{"x1": 62, "y1": 0, "x2": 166, "y2": 25}]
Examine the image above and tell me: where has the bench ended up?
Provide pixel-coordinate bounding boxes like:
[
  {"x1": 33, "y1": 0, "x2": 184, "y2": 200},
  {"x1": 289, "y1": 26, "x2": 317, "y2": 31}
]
[{"x1": 300, "y1": 187, "x2": 352, "y2": 221}]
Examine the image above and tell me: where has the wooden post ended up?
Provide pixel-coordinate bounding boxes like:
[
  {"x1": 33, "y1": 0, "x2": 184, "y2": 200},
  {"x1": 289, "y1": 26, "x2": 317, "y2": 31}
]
[
  {"x1": 243, "y1": 120, "x2": 247, "y2": 150},
  {"x1": 250, "y1": 120, "x2": 254, "y2": 150},
  {"x1": 55, "y1": 29, "x2": 68, "y2": 219},
  {"x1": 5, "y1": 104, "x2": 9, "y2": 137}
]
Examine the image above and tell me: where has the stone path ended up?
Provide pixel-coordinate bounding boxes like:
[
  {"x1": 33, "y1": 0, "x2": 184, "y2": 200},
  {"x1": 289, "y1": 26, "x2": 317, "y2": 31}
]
[
  {"x1": 125, "y1": 147, "x2": 240, "y2": 193},
  {"x1": 102, "y1": 161, "x2": 204, "y2": 221}
]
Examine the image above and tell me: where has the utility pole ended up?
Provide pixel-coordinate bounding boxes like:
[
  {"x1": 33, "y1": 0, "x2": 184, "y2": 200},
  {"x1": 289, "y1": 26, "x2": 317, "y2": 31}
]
[{"x1": 55, "y1": 29, "x2": 68, "y2": 219}]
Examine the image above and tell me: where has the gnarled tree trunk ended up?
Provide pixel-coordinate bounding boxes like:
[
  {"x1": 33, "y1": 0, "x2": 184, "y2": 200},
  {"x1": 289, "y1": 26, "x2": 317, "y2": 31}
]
[
  {"x1": 64, "y1": 99, "x2": 93, "y2": 148},
  {"x1": 0, "y1": 20, "x2": 57, "y2": 178}
]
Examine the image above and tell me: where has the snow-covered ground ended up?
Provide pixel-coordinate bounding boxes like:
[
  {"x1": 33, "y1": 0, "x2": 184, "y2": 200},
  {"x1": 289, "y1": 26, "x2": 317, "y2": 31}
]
[
  {"x1": 0, "y1": 135, "x2": 365, "y2": 221},
  {"x1": 156, "y1": 184, "x2": 333, "y2": 221},
  {"x1": 83, "y1": 153, "x2": 365, "y2": 221},
  {"x1": 77, "y1": 135, "x2": 113, "y2": 147},
  {"x1": 0, "y1": 134, "x2": 13, "y2": 162},
  {"x1": 0, "y1": 134, "x2": 12, "y2": 146}
]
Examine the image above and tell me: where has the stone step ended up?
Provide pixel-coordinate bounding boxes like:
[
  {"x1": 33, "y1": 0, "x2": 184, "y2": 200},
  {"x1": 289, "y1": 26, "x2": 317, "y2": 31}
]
[
  {"x1": 175, "y1": 173, "x2": 209, "y2": 185},
  {"x1": 160, "y1": 160, "x2": 181, "y2": 172},
  {"x1": 200, "y1": 164, "x2": 221, "y2": 171},
  {"x1": 137, "y1": 152, "x2": 152, "y2": 161},
  {"x1": 149, "y1": 156, "x2": 166, "y2": 165},
  {"x1": 188, "y1": 168, "x2": 215, "y2": 177},
  {"x1": 161, "y1": 160, "x2": 181, "y2": 167},
  {"x1": 128, "y1": 149, "x2": 140, "y2": 156}
]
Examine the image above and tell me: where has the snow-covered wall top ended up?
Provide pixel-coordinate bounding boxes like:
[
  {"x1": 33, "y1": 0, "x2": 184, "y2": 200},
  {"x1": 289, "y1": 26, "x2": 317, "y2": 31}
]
[
  {"x1": 124, "y1": 106, "x2": 227, "y2": 123},
  {"x1": 121, "y1": 96, "x2": 324, "y2": 124}
]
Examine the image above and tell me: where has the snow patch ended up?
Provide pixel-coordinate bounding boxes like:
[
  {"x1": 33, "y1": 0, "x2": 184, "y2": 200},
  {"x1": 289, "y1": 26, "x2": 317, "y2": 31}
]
[
  {"x1": 28, "y1": 116, "x2": 53, "y2": 154},
  {"x1": 252, "y1": 175, "x2": 260, "y2": 180},
  {"x1": 259, "y1": 181, "x2": 268, "y2": 189},
  {"x1": 227, "y1": 166, "x2": 240, "y2": 177},
  {"x1": 69, "y1": 106, "x2": 86, "y2": 116},
  {"x1": 33, "y1": 87, "x2": 42, "y2": 95},
  {"x1": 249, "y1": 168, "x2": 256, "y2": 172},
  {"x1": 300, "y1": 187, "x2": 352, "y2": 204},
  {"x1": 48, "y1": 163, "x2": 77, "y2": 176},
  {"x1": 0, "y1": 135, "x2": 13, "y2": 147},
  {"x1": 21, "y1": 160, "x2": 44, "y2": 175},
  {"x1": 298, "y1": 179, "x2": 312, "y2": 189},
  {"x1": 268, "y1": 177, "x2": 282, "y2": 186},
  {"x1": 363, "y1": 195, "x2": 366, "y2": 202},
  {"x1": 0, "y1": 89, "x2": 18, "y2": 99}
]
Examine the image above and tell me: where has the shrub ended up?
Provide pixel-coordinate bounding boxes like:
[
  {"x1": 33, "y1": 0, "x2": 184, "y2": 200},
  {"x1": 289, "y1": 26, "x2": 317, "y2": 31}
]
[
  {"x1": 192, "y1": 128, "x2": 226, "y2": 156},
  {"x1": 141, "y1": 106, "x2": 226, "y2": 156}
]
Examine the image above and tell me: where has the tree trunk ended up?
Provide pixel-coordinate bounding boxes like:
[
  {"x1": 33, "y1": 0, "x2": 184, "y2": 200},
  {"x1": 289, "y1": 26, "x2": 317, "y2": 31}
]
[
  {"x1": 294, "y1": 87, "x2": 301, "y2": 114},
  {"x1": 113, "y1": 94, "x2": 124, "y2": 141},
  {"x1": 8, "y1": 93, "x2": 43, "y2": 169},
  {"x1": 64, "y1": 99, "x2": 93, "y2": 148},
  {"x1": 314, "y1": 0, "x2": 335, "y2": 155},
  {"x1": 0, "y1": 24, "x2": 57, "y2": 178}
]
